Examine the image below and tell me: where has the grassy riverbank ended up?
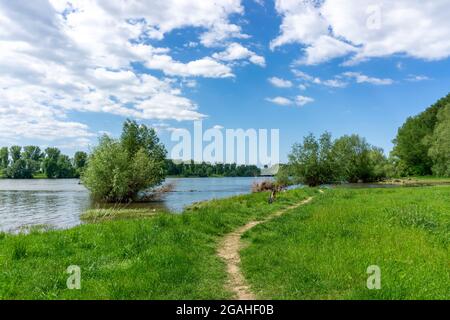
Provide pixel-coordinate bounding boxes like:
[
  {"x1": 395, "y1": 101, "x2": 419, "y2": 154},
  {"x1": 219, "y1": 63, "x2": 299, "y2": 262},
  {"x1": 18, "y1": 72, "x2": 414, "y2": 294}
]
[
  {"x1": 0, "y1": 188, "x2": 316, "y2": 299},
  {"x1": 380, "y1": 176, "x2": 450, "y2": 186},
  {"x1": 241, "y1": 186, "x2": 450, "y2": 300},
  {"x1": 0, "y1": 186, "x2": 448, "y2": 300}
]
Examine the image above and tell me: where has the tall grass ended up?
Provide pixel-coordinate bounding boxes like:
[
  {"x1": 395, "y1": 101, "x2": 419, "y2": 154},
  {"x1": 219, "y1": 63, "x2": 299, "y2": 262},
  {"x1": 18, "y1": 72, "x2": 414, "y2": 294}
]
[{"x1": 240, "y1": 186, "x2": 450, "y2": 300}]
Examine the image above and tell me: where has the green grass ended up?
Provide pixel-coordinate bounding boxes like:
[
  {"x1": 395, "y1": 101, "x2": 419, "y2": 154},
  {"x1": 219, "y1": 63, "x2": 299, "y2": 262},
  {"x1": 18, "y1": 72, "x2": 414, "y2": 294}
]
[
  {"x1": 0, "y1": 188, "x2": 316, "y2": 299},
  {"x1": 1, "y1": 186, "x2": 448, "y2": 300},
  {"x1": 81, "y1": 208, "x2": 166, "y2": 222},
  {"x1": 382, "y1": 176, "x2": 450, "y2": 185},
  {"x1": 240, "y1": 186, "x2": 450, "y2": 300}
]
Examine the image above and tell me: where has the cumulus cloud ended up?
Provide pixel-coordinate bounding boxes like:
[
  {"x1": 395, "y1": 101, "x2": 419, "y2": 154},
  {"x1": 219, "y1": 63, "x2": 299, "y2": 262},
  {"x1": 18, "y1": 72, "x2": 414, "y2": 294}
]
[
  {"x1": 295, "y1": 95, "x2": 314, "y2": 106},
  {"x1": 266, "y1": 95, "x2": 314, "y2": 107},
  {"x1": 265, "y1": 97, "x2": 293, "y2": 106},
  {"x1": 405, "y1": 75, "x2": 431, "y2": 82},
  {"x1": 292, "y1": 69, "x2": 392, "y2": 88},
  {"x1": 268, "y1": 77, "x2": 293, "y2": 88},
  {"x1": 212, "y1": 43, "x2": 266, "y2": 67},
  {"x1": 343, "y1": 72, "x2": 394, "y2": 85},
  {"x1": 272, "y1": 0, "x2": 450, "y2": 65},
  {"x1": 0, "y1": 0, "x2": 253, "y2": 145}
]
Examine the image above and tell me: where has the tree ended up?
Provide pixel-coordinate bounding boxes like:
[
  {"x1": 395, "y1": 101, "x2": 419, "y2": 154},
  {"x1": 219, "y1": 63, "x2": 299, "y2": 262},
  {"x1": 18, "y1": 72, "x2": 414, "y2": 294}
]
[
  {"x1": 82, "y1": 120, "x2": 167, "y2": 202},
  {"x1": 56, "y1": 154, "x2": 76, "y2": 178},
  {"x1": 429, "y1": 104, "x2": 450, "y2": 176},
  {"x1": 288, "y1": 132, "x2": 336, "y2": 187},
  {"x1": 5, "y1": 159, "x2": 33, "y2": 179},
  {"x1": 332, "y1": 135, "x2": 373, "y2": 183},
  {"x1": 0, "y1": 147, "x2": 8, "y2": 169},
  {"x1": 392, "y1": 93, "x2": 450, "y2": 176},
  {"x1": 42, "y1": 147, "x2": 61, "y2": 178},
  {"x1": 10, "y1": 146, "x2": 22, "y2": 163},
  {"x1": 22, "y1": 146, "x2": 43, "y2": 175},
  {"x1": 73, "y1": 151, "x2": 88, "y2": 177}
]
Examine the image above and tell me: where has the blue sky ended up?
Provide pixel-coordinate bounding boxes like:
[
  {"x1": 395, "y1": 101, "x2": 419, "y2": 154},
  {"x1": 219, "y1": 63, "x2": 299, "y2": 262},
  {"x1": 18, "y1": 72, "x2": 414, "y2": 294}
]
[{"x1": 0, "y1": 0, "x2": 449, "y2": 163}]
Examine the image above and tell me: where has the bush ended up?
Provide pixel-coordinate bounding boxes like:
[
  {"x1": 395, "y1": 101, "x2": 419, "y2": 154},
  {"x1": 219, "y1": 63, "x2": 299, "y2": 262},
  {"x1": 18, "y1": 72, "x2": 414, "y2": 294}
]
[
  {"x1": 82, "y1": 120, "x2": 167, "y2": 202},
  {"x1": 288, "y1": 133, "x2": 389, "y2": 186}
]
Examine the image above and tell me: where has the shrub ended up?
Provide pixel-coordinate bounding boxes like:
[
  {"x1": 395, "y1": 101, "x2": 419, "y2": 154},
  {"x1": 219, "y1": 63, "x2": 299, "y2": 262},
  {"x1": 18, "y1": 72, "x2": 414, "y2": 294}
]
[{"x1": 82, "y1": 120, "x2": 166, "y2": 202}]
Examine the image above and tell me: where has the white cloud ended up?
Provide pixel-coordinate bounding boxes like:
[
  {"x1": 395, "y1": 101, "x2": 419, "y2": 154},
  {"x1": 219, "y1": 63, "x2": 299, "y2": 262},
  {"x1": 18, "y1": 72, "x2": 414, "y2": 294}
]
[
  {"x1": 321, "y1": 79, "x2": 348, "y2": 88},
  {"x1": 343, "y1": 72, "x2": 394, "y2": 85},
  {"x1": 405, "y1": 75, "x2": 431, "y2": 82},
  {"x1": 145, "y1": 55, "x2": 234, "y2": 78},
  {"x1": 0, "y1": 0, "x2": 252, "y2": 145},
  {"x1": 272, "y1": 0, "x2": 450, "y2": 65},
  {"x1": 268, "y1": 77, "x2": 293, "y2": 88},
  {"x1": 265, "y1": 97, "x2": 293, "y2": 106},
  {"x1": 212, "y1": 43, "x2": 266, "y2": 67},
  {"x1": 213, "y1": 125, "x2": 224, "y2": 130},
  {"x1": 295, "y1": 95, "x2": 314, "y2": 106}
]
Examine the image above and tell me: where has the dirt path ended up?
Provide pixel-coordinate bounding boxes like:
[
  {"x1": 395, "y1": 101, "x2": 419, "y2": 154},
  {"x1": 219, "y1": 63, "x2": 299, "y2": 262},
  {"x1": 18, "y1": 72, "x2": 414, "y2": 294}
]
[{"x1": 217, "y1": 196, "x2": 315, "y2": 300}]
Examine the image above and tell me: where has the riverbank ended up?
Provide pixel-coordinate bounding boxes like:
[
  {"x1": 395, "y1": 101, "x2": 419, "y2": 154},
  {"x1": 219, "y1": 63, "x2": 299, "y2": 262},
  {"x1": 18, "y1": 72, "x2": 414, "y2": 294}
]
[
  {"x1": 379, "y1": 176, "x2": 450, "y2": 186},
  {"x1": 0, "y1": 186, "x2": 448, "y2": 299}
]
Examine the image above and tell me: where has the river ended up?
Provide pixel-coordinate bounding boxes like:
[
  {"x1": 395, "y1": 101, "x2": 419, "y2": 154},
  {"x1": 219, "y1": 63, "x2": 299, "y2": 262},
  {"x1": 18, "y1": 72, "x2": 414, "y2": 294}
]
[{"x1": 0, "y1": 177, "x2": 268, "y2": 232}]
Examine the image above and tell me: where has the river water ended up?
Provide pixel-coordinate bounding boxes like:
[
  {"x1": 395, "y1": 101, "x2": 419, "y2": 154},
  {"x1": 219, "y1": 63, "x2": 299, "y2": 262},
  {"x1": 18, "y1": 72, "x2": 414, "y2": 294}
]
[{"x1": 0, "y1": 177, "x2": 268, "y2": 232}]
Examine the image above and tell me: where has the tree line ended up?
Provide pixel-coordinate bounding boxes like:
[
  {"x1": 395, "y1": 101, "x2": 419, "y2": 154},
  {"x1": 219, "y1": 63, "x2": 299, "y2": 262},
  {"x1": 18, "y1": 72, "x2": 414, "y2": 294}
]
[
  {"x1": 166, "y1": 160, "x2": 260, "y2": 177},
  {"x1": 284, "y1": 93, "x2": 450, "y2": 186},
  {"x1": 0, "y1": 146, "x2": 87, "y2": 179}
]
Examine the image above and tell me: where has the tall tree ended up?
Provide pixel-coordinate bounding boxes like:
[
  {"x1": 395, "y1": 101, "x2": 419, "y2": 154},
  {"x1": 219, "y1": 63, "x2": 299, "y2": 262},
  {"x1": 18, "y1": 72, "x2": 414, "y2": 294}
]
[
  {"x1": 73, "y1": 151, "x2": 88, "y2": 176},
  {"x1": 289, "y1": 132, "x2": 335, "y2": 187},
  {"x1": 10, "y1": 146, "x2": 22, "y2": 163},
  {"x1": 42, "y1": 147, "x2": 61, "y2": 178},
  {"x1": 22, "y1": 146, "x2": 43, "y2": 174},
  {"x1": 428, "y1": 103, "x2": 450, "y2": 176},
  {"x1": 392, "y1": 93, "x2": 450, "y2": 176},
  {"x1": 0, "y1": 147, "x2": 8, "y2": 169}
]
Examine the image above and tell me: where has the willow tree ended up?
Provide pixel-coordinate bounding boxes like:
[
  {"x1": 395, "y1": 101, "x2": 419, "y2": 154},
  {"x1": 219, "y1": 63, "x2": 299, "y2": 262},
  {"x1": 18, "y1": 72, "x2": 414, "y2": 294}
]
[{"x1": 82, "y1": 120, "x2": 167, "y2": 202}]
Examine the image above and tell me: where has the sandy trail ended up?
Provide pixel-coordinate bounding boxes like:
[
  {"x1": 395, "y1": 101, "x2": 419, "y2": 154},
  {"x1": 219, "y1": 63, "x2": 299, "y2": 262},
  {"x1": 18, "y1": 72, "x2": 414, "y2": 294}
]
[{"x1": 217, "y1": 195, "x2": 315, "y2": 300}]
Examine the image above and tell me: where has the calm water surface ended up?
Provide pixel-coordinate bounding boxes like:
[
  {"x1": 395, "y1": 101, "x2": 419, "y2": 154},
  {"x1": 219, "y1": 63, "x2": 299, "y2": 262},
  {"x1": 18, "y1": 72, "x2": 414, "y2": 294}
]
[{"x1": 0, "y1": 177, "x2": 267, "y2": 232}]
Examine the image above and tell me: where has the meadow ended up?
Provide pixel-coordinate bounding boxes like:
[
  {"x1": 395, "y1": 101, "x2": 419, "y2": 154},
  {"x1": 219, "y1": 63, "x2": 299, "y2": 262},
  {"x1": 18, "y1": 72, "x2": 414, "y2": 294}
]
[
  {"x1": 241, "y1": 186, "x2": 449, "y2": 299},
  {"x1": 0, "y1": 186, "x2": 448, "y2": 300}
]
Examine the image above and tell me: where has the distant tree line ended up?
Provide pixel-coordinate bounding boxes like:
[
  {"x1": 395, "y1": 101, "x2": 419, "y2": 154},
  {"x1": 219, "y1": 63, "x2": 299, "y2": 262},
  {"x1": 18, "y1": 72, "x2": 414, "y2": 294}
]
[
  {"x1": 165, "y1": 160, "x2": 261, "y2": 177},
  {"x1": 0, "y1": 146, "x2": 87, "y2": 179}
]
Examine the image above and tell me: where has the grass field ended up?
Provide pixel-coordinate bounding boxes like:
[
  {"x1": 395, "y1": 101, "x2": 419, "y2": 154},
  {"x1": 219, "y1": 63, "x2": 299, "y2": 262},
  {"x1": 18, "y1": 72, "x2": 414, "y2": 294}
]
[
  {"x1": 0, "y1": 188, "x2": 316, "y2": 299},
  {"x1": 0, "y1": 186, "x2": 448, "y2": 300},
  {"x1": 241, "y1": 186, "x2": 450, "y2": 300}
]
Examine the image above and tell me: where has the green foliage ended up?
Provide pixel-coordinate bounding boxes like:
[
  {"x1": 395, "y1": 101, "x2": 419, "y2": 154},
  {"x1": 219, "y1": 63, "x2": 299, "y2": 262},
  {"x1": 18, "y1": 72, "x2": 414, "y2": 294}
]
[
  {"x1": 73, "y1": 151, "x2": 88, "y2": 176},
  {"x1": 428, "y1": 104, "x2": 450, "y2": 176},
  {"x1": 41, "y1": 148, "x2": 78, "y2": 179},
  {"x1": 288, "y1": 132, "x2": 388, "y2": 186},
  {"x1": 275, "y1": 164, "x2": 292, "y2": 187},
  {"x1": 56, "y1": 154, "x2": 76, "y2": 178},
  {"x1": 42, "y1": 148, "x2": 61, "y2": 178},
  {"x1": 332, "y1": 135, "x2": 387, "y2": 183},
  {"x1": 22, "y1": 146, "x2": 43, "y2": 175},
  {"x1": 1, "y1": 145, "x2": 83, "y2": 179},
  {"x1": 392, "y1": 93, "x2": 450, "y2": 176},
  {"x1": 0, "y1": 147, "x2": 8, "y2": 169},
  {"x1": 288, "y1": 132, "x2": 336, "y2": 187},
  {"x1": 10, "y1": 146, "x2": 21, "y2": 163},
  {"x1": 82, "y1": 120, "x2": 167, "y2": 202},
  {"x1": 166, "y1": 159, "x2": 260, "y2": 177},
  {"x1": 5, "y1": 159, "x2": 33, "y2": 179}
]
